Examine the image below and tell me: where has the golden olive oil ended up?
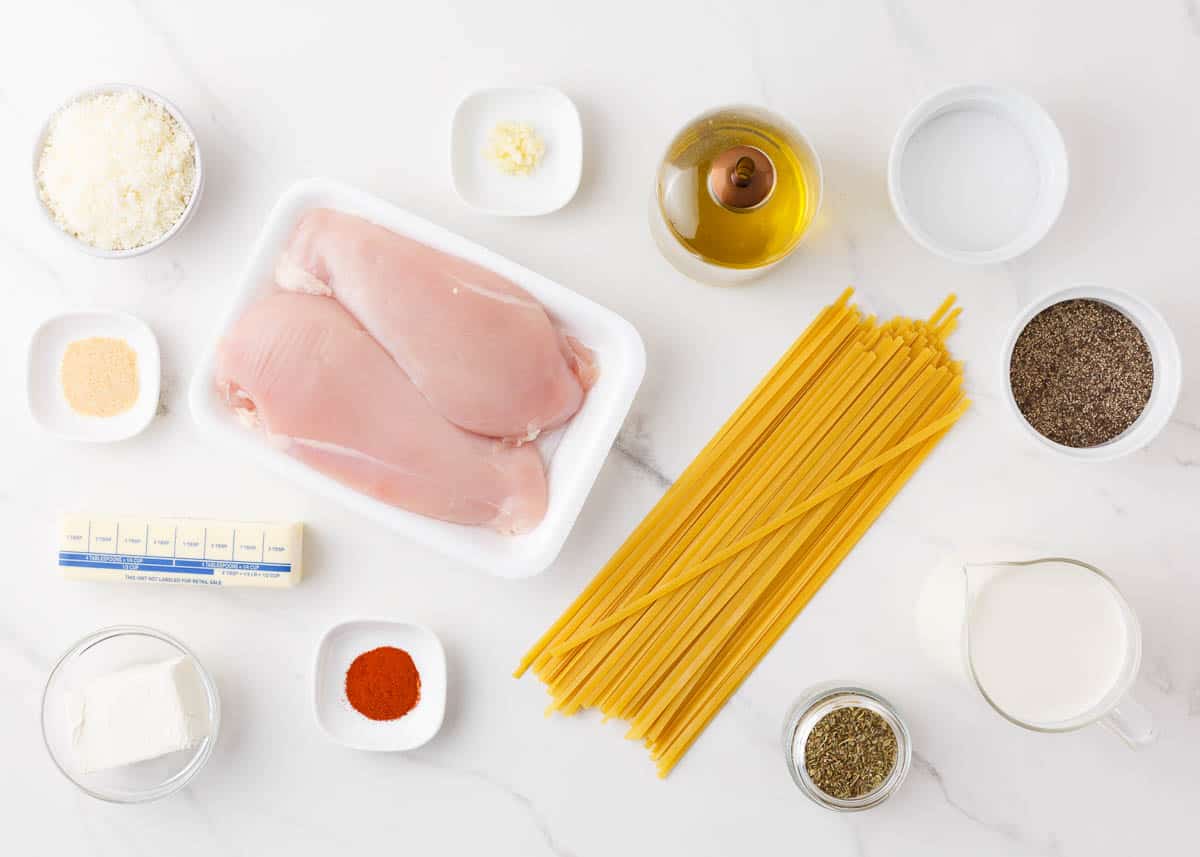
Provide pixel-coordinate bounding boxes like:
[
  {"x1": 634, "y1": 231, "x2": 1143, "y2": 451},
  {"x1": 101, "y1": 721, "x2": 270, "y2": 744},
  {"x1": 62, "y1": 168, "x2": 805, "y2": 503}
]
[{"x1": 656, "y1": 107, "x2": 819, "y2": 272}]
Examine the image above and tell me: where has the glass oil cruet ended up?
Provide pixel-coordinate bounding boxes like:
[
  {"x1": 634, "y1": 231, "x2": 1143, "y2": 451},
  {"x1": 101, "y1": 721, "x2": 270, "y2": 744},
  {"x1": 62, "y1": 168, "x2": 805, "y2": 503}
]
[
  {"x1": 650, "y1": 105, "x2": 823, "y2": 286},
  {"x1": 917, "y1": 557, "x2": 1156, "y2": 747}
]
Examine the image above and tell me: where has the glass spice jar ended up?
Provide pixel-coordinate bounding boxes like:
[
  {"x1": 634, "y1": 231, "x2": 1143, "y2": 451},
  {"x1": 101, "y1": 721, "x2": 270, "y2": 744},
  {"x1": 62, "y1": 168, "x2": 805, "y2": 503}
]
[{"x1": 782, "y1": 683, "x2": 912, "y2": 811}]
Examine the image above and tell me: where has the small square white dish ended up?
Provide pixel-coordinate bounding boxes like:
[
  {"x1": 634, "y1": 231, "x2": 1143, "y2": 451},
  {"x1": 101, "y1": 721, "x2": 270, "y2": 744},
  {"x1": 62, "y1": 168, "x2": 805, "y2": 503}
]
[
  {"x1": 188, "y1": 177, "x2": 645, "y2": 578},
  {"x1": 314, "y1": 619, "x2": 446, "y2": 752},
  {"x1": 451, "y1": 86, "x2": 582, "y2": 216},
  {"x1": 28, "y1": 310, "x2": 161, "y2": 442}
]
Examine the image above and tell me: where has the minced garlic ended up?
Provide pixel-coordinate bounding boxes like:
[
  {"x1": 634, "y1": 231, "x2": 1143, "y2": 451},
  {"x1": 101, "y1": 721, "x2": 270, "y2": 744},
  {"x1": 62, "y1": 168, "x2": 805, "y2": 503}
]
[
  {"x1": 61, "y1": 337, "x2": 140, "y2": 418},
  {"x1": 37, "y1": 91, "x2": 197, "y2": 250},
  {"x1": 485, "y1": 121, "x2": 546, "y2": 176}
]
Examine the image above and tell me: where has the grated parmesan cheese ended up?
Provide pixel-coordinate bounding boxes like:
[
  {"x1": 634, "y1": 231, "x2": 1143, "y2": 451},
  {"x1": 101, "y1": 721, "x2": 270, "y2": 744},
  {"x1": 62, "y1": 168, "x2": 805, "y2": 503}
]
[{"x1": 37, "y1": 91, "x2": 197, "y2": 251}]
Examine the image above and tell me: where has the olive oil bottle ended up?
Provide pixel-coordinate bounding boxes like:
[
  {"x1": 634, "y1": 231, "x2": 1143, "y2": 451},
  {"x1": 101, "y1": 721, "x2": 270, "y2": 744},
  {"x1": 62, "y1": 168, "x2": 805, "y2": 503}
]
[{"x1": 651, "y1": 105, "x2": 822, "y2": 285}]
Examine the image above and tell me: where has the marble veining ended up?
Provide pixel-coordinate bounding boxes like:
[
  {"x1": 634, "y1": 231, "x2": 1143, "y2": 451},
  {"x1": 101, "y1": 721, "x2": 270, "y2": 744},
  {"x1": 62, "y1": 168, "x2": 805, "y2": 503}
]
[
  {"x1": 909, "y1": 753, "x2": 1031, "y2": 848},
  {"x1": 415, "y1": 760, "x2": 580, "y2": 857},
  {"x1": 1185, "y1": 0, "x2": 1200, "y2": 38},
  {"x1": 613, "y1": 412, "x2": 674, "y2": 490}
]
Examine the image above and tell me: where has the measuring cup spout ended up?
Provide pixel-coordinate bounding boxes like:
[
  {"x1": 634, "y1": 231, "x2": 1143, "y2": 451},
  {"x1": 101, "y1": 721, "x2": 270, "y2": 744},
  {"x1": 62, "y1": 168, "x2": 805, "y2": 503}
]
[{"x1": 961, "y1": 560, "x2": 1006, "y2": 617}]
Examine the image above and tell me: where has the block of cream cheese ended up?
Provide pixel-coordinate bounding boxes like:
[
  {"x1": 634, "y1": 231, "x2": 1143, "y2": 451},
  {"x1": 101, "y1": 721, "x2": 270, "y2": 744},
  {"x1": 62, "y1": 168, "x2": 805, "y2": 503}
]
[
  {"x1": 68, "y1": 656, "x2": 211, "y2": 773},
  {"x1": 58, "y1": 514, "x2": 303, "y2": 588}
]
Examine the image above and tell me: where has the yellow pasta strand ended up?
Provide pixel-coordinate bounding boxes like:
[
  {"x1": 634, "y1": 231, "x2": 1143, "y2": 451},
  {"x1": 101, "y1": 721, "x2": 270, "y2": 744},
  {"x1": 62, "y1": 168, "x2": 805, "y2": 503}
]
[
  {"x1": 516, "y1": 290, "x2": 968, "y2": 777},
  {"x1": 519, "y1": 301, "x2": 862, "y2": 679},
  {"x1": 547, "y1": 399, "x2": 967, "y2": 657},
  {"x1": 653, "y1": 414, "x2": 956, "y2": 774}
]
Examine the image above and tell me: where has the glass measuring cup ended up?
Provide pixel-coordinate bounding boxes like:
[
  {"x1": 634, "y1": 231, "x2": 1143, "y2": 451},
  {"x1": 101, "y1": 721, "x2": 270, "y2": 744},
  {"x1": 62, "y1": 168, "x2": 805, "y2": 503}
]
[{"x1": 962, "y1": 558, "x2": 1155, "y2": 746}]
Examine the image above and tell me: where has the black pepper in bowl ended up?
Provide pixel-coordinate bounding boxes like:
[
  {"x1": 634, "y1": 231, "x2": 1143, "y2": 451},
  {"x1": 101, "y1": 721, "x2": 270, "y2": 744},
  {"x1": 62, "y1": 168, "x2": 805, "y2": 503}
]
[{"x1": 1009, "y1": 299, "x2": 1154, "y2": 448}]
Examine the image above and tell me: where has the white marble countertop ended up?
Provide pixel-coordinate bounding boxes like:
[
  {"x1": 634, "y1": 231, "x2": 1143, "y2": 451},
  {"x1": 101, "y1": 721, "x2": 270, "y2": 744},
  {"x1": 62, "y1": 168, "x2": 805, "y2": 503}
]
[{"x1": 1, "y1": 1, "x2": 1197, "y2": 854}]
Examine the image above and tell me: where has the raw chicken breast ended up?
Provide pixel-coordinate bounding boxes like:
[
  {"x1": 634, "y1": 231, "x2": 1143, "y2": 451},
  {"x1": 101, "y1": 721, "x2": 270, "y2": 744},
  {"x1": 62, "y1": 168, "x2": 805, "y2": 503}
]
[
  {"x1": 215, "y1": 292, "x2": 548, "y2": 533},
  {"x1": 274, "y1": 208, "x2": 597, "y2": 442}
]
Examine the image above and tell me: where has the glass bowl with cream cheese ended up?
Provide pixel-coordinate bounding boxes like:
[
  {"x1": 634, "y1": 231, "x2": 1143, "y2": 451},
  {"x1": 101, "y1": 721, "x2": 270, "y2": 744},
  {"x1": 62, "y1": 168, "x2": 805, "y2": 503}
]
[{"x1": 41, "y1": 626, "x2": 220, "y2": 803}]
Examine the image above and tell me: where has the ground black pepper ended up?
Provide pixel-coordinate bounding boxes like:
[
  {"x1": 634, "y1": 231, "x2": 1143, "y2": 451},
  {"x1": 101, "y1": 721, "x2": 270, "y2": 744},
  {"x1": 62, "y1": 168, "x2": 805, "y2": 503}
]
[{"x1": 1009, "y1": 299, "x2": 1153, "y2": 448}]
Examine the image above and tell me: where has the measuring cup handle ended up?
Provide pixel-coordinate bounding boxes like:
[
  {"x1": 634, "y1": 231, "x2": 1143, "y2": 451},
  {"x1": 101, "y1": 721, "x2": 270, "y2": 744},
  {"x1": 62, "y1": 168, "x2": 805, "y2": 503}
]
[{"x1": 1101, "y1": 694, "x2": 1157, "y2": 748}]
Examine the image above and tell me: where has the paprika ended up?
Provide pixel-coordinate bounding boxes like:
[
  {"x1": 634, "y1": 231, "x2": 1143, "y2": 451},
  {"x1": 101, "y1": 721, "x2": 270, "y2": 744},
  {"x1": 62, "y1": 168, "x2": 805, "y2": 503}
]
[{"x1": 345, "y1": 646, "x2": 421, "y2": 721}]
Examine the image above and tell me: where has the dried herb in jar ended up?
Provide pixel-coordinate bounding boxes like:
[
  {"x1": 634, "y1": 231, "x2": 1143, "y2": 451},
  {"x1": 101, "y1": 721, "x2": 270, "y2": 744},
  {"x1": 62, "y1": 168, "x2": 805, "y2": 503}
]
[
  {"x1": 1009, "y1": 299, "x2": 1154, "y2": 448},
  {"x1": 804, "y1": 706, "x2": 898, "y2": 799}
]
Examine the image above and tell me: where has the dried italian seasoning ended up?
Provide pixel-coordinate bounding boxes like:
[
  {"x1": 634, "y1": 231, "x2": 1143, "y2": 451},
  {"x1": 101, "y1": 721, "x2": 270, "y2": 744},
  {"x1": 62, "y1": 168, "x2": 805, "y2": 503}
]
[
  {"x1": 804, "y1": 706, "x2": 898, "y2": 800},
  {"x1": 1009, "y1": 299, "x2": 1153, "y2": 448}
]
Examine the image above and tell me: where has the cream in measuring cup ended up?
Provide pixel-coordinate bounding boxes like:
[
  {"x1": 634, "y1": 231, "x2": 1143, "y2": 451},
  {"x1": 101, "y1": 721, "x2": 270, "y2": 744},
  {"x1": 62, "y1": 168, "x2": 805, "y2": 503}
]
[{"x1": 917, "y1": 557, "x2": 1155, "y2": 746}]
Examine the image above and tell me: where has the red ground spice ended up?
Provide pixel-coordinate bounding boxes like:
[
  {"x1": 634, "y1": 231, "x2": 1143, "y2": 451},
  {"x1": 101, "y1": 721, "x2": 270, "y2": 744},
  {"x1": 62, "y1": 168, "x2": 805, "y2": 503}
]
[{"x1": 345, "y1": 646, "x2": 421, "y2": 721}]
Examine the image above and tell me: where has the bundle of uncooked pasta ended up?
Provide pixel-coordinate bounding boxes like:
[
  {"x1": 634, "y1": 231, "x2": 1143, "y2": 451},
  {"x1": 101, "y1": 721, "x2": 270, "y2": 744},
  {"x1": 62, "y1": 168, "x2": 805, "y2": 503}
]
[{"x1": 516, "y1": 289, "x2": 969, "y2": 777}]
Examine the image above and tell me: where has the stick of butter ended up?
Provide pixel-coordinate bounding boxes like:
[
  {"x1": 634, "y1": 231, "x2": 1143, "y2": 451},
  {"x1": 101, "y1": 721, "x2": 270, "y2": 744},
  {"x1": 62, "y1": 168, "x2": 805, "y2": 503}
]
[{"x1": 58, "y1": 514, "x2": 303, "y2": 588}]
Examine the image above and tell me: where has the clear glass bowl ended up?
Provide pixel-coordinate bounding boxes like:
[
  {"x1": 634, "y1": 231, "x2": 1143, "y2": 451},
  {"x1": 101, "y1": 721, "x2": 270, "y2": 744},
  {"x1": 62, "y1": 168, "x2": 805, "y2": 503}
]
[
  {"x1": 782, "y1": 683, "x2": 912, "y2": 811},
  {"x1": 41, "y1": 626, "x2": 220, "y2": 803}
]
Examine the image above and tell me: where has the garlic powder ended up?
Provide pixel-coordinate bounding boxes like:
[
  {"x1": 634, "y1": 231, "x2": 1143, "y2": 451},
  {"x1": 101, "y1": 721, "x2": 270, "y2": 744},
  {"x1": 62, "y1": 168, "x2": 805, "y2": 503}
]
[
  {"x1": 37, "y1": 91, "x2": 197, "y2": 250},
  {"x1": 61, "y1": 336, "x2": 140, "y2": 418}
]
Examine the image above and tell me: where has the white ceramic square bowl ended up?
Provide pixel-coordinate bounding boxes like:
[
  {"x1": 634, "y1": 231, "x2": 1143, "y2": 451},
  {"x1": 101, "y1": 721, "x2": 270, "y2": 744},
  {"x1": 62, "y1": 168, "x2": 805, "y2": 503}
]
[
  {"x1": 188, "y1": 178, "x2": 645, "y2": 577},
  {"x1": 451, "y1": 86, "x2": 582, "y2": 216},
  {"x1": 29, "y1": 310, "x2": 161, "y2": 442},
  {"x1": 314, "y1": 620, "x2": 446, "y2": 752}
]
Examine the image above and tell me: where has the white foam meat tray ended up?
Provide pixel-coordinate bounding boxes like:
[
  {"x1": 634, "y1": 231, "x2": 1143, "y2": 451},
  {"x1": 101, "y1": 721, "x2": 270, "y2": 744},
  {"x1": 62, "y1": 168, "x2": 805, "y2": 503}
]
[{"x1": 189, "y1": 178, "x2": 645, "y2": 578}]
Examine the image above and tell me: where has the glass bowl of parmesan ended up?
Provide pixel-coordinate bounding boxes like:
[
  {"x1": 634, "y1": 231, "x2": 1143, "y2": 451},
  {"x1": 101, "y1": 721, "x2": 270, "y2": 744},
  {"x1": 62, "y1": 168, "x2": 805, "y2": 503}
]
[
  {"x1": 41, "y1": 626, "x2": 220, "y2": 803},
  {"x1": 33, "y1": 83, "x2": 204, "y2": 258}
]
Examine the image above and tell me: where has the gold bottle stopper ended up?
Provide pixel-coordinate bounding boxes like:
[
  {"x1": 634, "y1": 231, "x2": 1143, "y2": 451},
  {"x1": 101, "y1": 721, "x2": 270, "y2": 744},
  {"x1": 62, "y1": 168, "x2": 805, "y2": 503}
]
[{"x1": 707, "y1": 145, "x2": 776, "y2": 211}]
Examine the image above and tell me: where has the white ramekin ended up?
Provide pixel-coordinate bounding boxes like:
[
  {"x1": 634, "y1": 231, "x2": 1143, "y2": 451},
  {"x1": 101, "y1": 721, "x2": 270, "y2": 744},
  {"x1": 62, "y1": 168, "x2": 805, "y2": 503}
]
[
  {"x1": 1000, "y1": 285, "x2": 1181, "y2": 461},
  {"x1": 32, "y1": 83, "x2": 205, "y2": 258},
  {"x1": 888, "y1": 85, "x2": 1068, "y2": 265}
]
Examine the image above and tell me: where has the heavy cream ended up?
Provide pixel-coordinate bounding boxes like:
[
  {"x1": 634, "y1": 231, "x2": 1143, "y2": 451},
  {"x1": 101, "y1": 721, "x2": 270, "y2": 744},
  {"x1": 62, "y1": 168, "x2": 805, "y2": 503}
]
[{"x1": 967, "y1": 561, "x2": 1131, "y2": 726}]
